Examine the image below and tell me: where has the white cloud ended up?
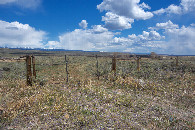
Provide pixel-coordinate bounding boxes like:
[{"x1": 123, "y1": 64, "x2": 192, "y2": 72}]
[
  {"x1": 45, "y1": 23, "x2": 134, "y2": 52},
  {"x1": 149, "y1": 31, "x2": 162, "y2": 40},
  {"x1": 79, "y1": 20, "x2": 88, "y2": 29},
  {"x1": 97, "y1": 0, "x2": 153, "y2": 20},
  {"x1": 92, "y1": 25, "x2": 108, "y2": 33},
  {"x1": 110, "y1": 37, "x2": 132, "y2": 46},
  {"x1": 0, "y1": 0, "x2": 42, "y2": 9},
  {"x1": 190, "y1": 23, "x2": 195, "y2": 26},
  {"x1": 154, "y1": 0, "x2": 195, "y2": 15},
  {"x1": 166, "y1": 4, "x2": 182, "y2": 14},
  {"x1": 44, "y1": 41, "x2": 61, "y2": 49},
  {"x1": 153, "y1": 5, "x2": 182, "y2": 15},
  {"x1": 128, "y1": 34, "x2": 137, "y2": 39},
  {"x1": 102, "y1": 12, "x2": 134, "y2": 30},
  {"x1": 153, "y1": 8, "x2": 166, "y2": 15},
  {"x1": 149, "y1": 21, "x2": 195, "y2": 55},
  {"x1": 128, "y1": 30, "x2": 163, "y2": 41},
  {"x1": 47, "y1": 25, "x2": 115, "y2": 51},
  {"x1": 44, "y1": 21, "x2": 166, "y2": 53},
  {"x1": 164, "y1": 26, "x2": 195, "y2": 54},
  {"x1": 181, "y1": 0, "x2": 195, "y2": 13},
  {"x1": 139, "y1": 2, "x2": 151, "y2": 10},
  {"x1": 149, "y1": 20, "x2": 179, "y2": 30},
  {"x1": 46, "y1": 19, "x2": 194, "y2": 55},
  {"x1": 0, "y1": 20, "x2": 46, "y2": 48}
]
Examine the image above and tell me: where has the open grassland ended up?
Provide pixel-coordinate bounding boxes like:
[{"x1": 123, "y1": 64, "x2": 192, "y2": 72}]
[{"x1": 0, "y1": 53, "x2": 194, "y2": 129}]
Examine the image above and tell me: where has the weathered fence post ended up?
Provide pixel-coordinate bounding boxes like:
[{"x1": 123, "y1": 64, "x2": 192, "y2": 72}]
[
  {"x1": 112, "y1": 56, "x2": 116, "y2": 73},
  {"x1": 96, "y1": 55, "x2": 99, "y2": 80},
  {"x1": 176, "y1": 56, "x2": 179, "y2": 67},
  {"x1": 137, "y1": 57, "x2": 141, "y2": 71},
  {"x1": 65, "y1": 55, "x2": 69, "y2": 83},
  {"x1": 26, "y1": 55, "x2": 32, "y2": 86},
  {"x1": 32, "y1": 55, "x2": 36, "y2": 78}
]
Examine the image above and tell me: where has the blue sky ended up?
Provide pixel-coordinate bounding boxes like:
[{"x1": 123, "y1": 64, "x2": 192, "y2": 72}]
[{"x1": 0, "y1": 0, "x2": 195, "y2": 55}]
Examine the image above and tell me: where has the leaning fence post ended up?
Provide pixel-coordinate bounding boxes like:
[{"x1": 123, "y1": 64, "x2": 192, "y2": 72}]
[
  {"x1": 65, "y1": 55, "x2": 69, "y2": 83},
  {"x1": 96, "y1": 55, "x2": 99, "y2": 80},
  {"x1": 26, "y1": 55, "x2": 32, "y2": 86},
  {"x1": 32, "y1": 55, "x2": 36, "y2": 78}
]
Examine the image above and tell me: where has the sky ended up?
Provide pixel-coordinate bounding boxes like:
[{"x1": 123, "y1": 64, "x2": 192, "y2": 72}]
[{"x1": 0, "y1": 0, "x2": 195, "y2": 55}]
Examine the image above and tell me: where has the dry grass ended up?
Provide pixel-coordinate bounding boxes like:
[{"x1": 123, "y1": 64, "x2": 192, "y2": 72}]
[{"x1": 0, "y1": 55, "x2": 194, "y2": 129}]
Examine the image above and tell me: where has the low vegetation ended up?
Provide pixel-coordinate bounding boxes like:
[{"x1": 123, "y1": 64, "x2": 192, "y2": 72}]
[{"x1": 0, "y1": 50, "x2": 194, "y2": 129}]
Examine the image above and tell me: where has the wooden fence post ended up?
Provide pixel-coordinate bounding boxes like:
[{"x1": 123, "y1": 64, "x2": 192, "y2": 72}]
[
  {"x1": 65, "y1": 55, "x2": 69, "y2": 83},
  {"x1": 112, "y1": 56, "x2": 116, "y2": 74},
  {"x1": 137, "y1": 57, "x2": 141, "y2": 71},
  {"x1": 32, "y1": 55, "x2": 36, "y2": 78},
  {"x1": 26, "y1": 55, "x2": 32, "y2": 86},
  {"x1": 112, "y1": 56, "x2": 116, "y2": 72},
  {"x1": 176, "y1": 56, "x2": 179, "y2": 67},
  {"x1": 96, "y1": 55, "x2": 99, "y2": 80}
]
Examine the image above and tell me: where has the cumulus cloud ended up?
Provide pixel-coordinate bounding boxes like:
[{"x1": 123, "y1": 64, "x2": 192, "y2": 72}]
[
  {"x1": 164, "y1": 26, "x2": 195, "y2": 55},
  {"x1": 153, "y1": 5, "x2": 182, "y2": 15},
  {"x1": 45, "y1": 23, "x2": 135, "y2": 52},
  {"x1": 125, "y1": 21, "x2": 195, "y2": 55},
  {"x1": 139, "y1": 2, "x2": 151, "y2": 10},
  {"x1": 102, "y1": 12, "x2": 134, "y2": 30},
  {"x1": 97, "y1": 0, "x2": 153, "y2": 20},
  {"x1": 149, "y1": 21, "x2": 195, "y2": 55},
  {"x1": 0, "y1": 20, "x2": 46, "y2": 48},
  {"x1": 129, "y1": 31, "x2": 163, "y2": 41},
  {"x1": 181, "y1": 0, "x2": 195, "y2": 13},
  {"x1": 154, "y1": 0, "x2": 195, "y2": 15},
  {"x1": 79, "y1": 20, "x2": 88, "y2": 29},
  {"x1": 92, "y1": 25, "x2": 108, "y2": 33},
  {"x1": 0, "y1": 0, "x2": 42, "y2": 9},
  {"x1": 45, "y1": 25, "x2": 116, "y2": 51},
  {"x1": 97, "y1": 0, "x2": 153, "y2": 31},
  {"x1": 44, "y1": 41, "x2": 61, "y2": 49},
  {"x1": 46, "y1": 20, "x2": 194, "y2": 55},
  {"x1": 44, "y1": 20, "x2": 165, "y2": 53},
  {"x1": 149, "y1": 20, "x2": 179, "y2": 30}
]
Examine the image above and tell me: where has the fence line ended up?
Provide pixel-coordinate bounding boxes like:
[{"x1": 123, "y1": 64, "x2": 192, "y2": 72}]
[{"x1": 21, "y1": 54, "x2": 193, "y2": 86}]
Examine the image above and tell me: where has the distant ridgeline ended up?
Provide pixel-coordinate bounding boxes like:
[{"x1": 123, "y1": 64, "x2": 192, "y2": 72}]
[{"x1": 1, "y1": 47, "x2": 194, "y2": 57}]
